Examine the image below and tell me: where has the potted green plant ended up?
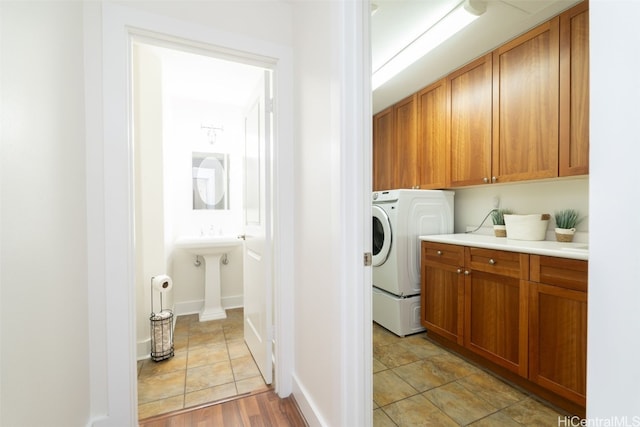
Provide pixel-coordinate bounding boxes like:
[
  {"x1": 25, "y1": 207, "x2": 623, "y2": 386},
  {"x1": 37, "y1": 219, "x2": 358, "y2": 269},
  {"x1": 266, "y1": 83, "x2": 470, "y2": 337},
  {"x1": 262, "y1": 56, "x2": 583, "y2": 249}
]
[
  {"x1": 554, "y1": 209, "x2": 582, "y2": 242},
  {"x1": 491, "y1": 209, "x2": 512, "y2": 237}
]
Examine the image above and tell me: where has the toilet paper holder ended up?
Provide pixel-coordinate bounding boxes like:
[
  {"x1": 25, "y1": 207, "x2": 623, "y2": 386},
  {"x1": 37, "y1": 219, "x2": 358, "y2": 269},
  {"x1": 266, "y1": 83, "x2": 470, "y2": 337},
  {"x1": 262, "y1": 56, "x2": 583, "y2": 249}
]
[{"x1": 149, "y1": 275, "x2": 174, "y2": 362}]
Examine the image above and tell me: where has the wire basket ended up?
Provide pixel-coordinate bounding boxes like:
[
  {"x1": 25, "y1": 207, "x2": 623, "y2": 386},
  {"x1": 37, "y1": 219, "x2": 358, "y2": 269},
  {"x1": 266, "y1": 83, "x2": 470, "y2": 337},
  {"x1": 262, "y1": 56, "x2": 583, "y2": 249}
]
[{"x1": 150, "y1": 310, "x2": 174, "y2": 362}]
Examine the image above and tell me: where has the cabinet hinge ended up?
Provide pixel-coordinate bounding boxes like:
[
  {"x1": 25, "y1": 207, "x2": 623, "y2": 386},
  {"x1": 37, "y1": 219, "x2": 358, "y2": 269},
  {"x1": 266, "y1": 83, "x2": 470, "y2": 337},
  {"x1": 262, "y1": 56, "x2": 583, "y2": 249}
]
[{"x1": 364, "y1": 252, "x2": 372, "y2": 266}]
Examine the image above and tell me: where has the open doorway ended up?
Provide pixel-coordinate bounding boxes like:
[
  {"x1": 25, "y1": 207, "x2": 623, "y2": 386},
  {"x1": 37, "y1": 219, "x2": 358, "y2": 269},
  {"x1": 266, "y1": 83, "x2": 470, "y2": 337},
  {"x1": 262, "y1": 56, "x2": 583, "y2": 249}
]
[{"x1": 131, "y1": 38, "x2": 275, "y2": 420}]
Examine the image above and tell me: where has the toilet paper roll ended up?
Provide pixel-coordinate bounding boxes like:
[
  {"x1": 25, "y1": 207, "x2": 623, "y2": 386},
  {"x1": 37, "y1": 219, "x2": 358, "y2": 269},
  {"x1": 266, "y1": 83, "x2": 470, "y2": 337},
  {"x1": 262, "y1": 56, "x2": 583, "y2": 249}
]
[{"x1": 151, "y1": 275, "x2": 173, "y2": 293}]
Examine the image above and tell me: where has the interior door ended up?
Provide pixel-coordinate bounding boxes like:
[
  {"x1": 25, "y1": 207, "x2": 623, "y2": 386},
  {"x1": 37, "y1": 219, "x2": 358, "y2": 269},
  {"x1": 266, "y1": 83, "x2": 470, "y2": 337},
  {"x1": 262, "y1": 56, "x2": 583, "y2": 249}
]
[{"x1": 242, "y1": 70, "x2": 273, "y2": 384}]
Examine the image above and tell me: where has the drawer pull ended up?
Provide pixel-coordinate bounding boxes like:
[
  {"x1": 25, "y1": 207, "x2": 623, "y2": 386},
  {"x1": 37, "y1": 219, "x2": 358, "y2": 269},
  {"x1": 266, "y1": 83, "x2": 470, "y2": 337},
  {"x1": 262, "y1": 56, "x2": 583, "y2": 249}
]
[
  {"x1": 456, "y1": 268, "x2": 462, "y2": 274},
  {"x1": 464, "y1": 270, "x2": 470, "y2": 275},
  {"x1": 437, "y1": 250, "x2": 443, "y2": 256},
  {"x1": 489, "y1": 259, "x2": 496, "y2": 265}
]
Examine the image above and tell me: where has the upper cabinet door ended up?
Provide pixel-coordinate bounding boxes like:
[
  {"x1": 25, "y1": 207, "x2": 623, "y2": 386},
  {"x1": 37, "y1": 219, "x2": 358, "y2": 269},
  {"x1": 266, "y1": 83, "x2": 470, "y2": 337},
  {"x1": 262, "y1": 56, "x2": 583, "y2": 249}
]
[
  {"x1": 417, "y1": 79, "x2": 448, "y2": 189},
  {"x1": 448, "y1": 54, "x2": 493, "y2": 187},
  {"x1": 492, "y1": 18, "x2": 560, "y2": 183},
  {"x1": 560, "y1": 1, "x2": 589, "y2": 177},
  {"x1": 373, "y1": 106, "x2": 394, "y2": 191},
  {"x1": 394, "y1": 94, "x2": 418, "y2": 189}
]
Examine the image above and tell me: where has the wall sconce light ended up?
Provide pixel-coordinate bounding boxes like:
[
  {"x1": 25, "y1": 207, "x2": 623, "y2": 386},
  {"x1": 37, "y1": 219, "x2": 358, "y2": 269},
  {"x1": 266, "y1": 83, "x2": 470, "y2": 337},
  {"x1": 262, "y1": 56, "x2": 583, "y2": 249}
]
[
  {"x1": 372, "y1": 0, "x2": 486, "y2": 90},
  {"x1": 201, "y1": 123, "x2": 224, "y2": 145}
]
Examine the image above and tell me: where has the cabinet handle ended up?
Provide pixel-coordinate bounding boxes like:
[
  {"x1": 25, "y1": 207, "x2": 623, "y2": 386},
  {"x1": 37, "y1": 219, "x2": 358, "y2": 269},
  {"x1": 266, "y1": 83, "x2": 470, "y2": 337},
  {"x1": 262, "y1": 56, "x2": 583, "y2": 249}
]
[
  {"x1": 483, "y1": 177, "x2": 489, "y2": 183},
  {"x1": 456, "y1": 268, "x2": 462, "y2": 274},
  {"x1": 489, "y1": 258, "x2": 496, "y2": 265},
  {"x1": 491, "y1": 176, "x2": 497, "y2": 183},
  {"x1": 436, "y1": 250, "x2": 443, "y2": 256},
  {"x1": 464, "y1": 270, "x2": 470, "y2": 275}
]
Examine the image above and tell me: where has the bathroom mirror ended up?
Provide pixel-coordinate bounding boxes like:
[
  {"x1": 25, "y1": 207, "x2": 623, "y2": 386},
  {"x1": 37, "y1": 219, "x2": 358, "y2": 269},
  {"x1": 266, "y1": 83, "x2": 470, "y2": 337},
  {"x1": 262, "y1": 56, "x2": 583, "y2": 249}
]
[{"x1": 192, "y1": 152, "x2": 229, "y2": 210}]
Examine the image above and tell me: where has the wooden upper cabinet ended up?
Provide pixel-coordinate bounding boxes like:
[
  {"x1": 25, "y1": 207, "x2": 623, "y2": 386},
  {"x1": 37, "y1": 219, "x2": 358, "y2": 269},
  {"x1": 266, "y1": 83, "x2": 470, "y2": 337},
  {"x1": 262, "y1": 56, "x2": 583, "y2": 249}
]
[
  {"x1": 417, "y1": 79, "x2": 448, "y2": 189},
  {"x1": 448, "y1": 54, "x2": 493, "y2": 187},
  {"x1": 373, "y1": 107, "x2": 394, "y2": 191},
  {"x1": 394, "y1": 94, "x2": 418, "y2": 189},
  {"x1": 492, "y1": 18, "x2": 560, "y2": 183},
  {"x1": 560, "y1": 1, "x2": 589, "y2": 176}
]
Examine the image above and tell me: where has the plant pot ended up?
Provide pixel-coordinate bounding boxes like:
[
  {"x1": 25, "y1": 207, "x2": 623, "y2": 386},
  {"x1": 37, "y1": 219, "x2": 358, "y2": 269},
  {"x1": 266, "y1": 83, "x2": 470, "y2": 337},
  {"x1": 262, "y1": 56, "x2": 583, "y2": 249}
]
[
  {"x1": 555, "y1": 227, "x2": 576, "y2": 242},
  {"x1": 493, "y1": 225, "x2": 507, "y2": 237}
]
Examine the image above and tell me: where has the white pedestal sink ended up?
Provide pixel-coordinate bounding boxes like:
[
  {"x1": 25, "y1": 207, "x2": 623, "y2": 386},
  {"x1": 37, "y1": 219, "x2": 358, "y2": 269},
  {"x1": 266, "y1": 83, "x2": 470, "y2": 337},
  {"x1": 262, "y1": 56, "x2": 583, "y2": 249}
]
[{"x1": 174, "y1": 235, "x2": 242, "y2": 322}]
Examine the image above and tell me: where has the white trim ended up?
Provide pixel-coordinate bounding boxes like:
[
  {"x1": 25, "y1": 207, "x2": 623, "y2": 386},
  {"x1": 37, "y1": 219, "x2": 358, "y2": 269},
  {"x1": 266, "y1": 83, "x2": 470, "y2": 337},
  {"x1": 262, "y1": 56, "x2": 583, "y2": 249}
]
[
  {"x1": 336, "y1": 1, "x2": 373, "y2": 426},
  {"x1": 172, "y1": 295, "x2": 244, "y2": 317},
  {"x1": 292, "y1": 374, "x2": 326, "y2": 427},
  {"x1": 87, "y1": 3, "x2": 294, "y2": 424}
]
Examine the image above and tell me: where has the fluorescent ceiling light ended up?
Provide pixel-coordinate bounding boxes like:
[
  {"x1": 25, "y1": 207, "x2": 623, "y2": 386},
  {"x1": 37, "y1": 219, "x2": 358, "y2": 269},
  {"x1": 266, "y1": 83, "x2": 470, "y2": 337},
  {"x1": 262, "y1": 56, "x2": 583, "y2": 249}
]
[{"x1": 372, "y1": 0, "x2": 485, "y2": 90}]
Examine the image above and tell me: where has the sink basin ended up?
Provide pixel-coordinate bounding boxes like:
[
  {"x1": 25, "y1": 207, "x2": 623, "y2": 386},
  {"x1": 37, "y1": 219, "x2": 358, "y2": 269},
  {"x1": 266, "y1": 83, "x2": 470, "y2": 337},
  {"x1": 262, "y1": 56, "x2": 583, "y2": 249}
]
[
  {"x1": 174, "y1": 235, "x2": 242, "y2": 321},
  {"x1": 174, "y1": 235, "x2": 241, "y2": 255}
]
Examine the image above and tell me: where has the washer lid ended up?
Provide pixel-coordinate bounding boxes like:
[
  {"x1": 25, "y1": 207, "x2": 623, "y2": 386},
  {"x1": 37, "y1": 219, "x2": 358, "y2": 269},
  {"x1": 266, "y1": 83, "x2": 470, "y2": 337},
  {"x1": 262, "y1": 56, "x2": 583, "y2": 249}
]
[{"x1": 372, "y1": 205, "x2": 392, "y2": 267}]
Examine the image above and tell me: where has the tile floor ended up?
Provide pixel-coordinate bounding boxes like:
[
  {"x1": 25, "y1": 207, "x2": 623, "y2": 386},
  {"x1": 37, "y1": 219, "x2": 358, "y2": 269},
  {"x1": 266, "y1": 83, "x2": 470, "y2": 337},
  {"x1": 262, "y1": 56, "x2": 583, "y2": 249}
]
[
  {"x1": 373, "y1": 323, "x2": 569, "y2": 426},
  {"x1": 137, "y1": 308, "x2": 269, "y2": 420}
]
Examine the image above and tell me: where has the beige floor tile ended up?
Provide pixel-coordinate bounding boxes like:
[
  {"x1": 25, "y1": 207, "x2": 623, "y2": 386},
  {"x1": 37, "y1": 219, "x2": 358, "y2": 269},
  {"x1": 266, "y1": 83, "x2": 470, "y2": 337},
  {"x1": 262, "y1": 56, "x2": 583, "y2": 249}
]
[
  {"x1": 392, "y1": 359, "x2": 457, "y2": 392},
  {"x1": 188, "y1": 330, "x2": 226, "y2": 348},
  {"x1": 399, "y1": 335, "x2": 446, "y2": 359},
  {"x1": 139, "y1": 353, "x2": 188, "y2": 378},
  {"x1": 231, "y1": 355, "x2": 261, "y2": 381},
  {"x1": 425, "y1": 352, "x2": 481, "y2": 379},
  {"x1": 137, "y1": 370, "x2": 186, "y2": 404},
  {"x1": 184, "y1": 382, "x2": 237, "y2": 408},
  {"x1": 382, "y1": 394, "x2": 458, "y2": 426},
  {"x1": 373, "y1": 342, "x2": 421, "y2": 369},
  {"x1": 501, "y1": 397, "x2": 566, "y2": 426},
  {"x1": 457, "y1": 371, "x2": 526, "y2": 409},
  {"x1": 189, "y1": 319, "x2": 224, "y2": 335},
  {"x1": 227, "y1": 338, "x2": 251, "y2": 359},
  {"x1": 138, "y1": 394, "x2": 184, "y2": 419},
  {"x1": 187, "y1": 343, "x2": 230, "y2": 368},
  {"x1": 373, "y1": 369, "x2": 418, "y2": 407},
  {"x1": 173, "y1": 334, "x2": 189, "y2": 352},
  {"x1": 235, "y1": 376, "x2": 268, "y2": 394},
  {"x1": 373, "y1": 408, "x2": 397, "y2": 427},
  {"x1": 469, "y1": 411, "x2": 525, "y2": 426},
  {"x1": 185, "y1": 361, "x2": 234, "y2": 393},
  {"x1": 423, "y1": 381, "x2": 497, "y2": 425},
  {"x1": 373, "y1": 323, "x2": 403, "y2": 349},
  {"x1": 372, "y1": 358, "x2": 387, "y2": 373},
  {"x1": 223, "y1": 325, "x2": 244, "y2": 341}
]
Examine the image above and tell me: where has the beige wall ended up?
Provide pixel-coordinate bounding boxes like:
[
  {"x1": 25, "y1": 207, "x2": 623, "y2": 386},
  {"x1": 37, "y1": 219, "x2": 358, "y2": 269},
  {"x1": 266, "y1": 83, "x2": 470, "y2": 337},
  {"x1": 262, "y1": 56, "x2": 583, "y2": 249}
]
[{"x1": 0, "y1": 2, "x2": 90, "y2": 425}]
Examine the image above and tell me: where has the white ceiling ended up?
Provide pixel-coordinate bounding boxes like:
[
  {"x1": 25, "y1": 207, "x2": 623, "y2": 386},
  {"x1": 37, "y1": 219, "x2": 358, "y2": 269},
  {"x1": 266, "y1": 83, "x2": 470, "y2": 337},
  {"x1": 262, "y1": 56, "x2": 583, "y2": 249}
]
[{"x1": 372, "y1": 0, "x2": 582, "y2": 113}]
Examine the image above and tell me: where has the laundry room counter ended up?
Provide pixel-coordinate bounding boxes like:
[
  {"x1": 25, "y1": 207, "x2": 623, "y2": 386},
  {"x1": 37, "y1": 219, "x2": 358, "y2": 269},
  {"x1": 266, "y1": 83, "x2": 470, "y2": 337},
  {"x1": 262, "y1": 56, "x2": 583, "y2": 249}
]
[{"x1": 418, "y1": 233, "x2": 588, "y2": 260}]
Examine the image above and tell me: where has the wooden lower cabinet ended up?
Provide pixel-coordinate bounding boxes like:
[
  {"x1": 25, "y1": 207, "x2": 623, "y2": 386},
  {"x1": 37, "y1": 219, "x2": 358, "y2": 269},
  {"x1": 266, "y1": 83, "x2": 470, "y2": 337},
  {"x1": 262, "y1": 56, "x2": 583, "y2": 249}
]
[
  {"x1": 421, "y1": 243, "x2": 588, "y2": 414},
  {"x1": 464, "y1": 248, "x2": 529, "y2": 377},
  {"x1": 529, "y1": 255, "x2": 588, "y2": 407},
  {"x1": 421, "y1": 242, "x2": 464, "y2": 344}
]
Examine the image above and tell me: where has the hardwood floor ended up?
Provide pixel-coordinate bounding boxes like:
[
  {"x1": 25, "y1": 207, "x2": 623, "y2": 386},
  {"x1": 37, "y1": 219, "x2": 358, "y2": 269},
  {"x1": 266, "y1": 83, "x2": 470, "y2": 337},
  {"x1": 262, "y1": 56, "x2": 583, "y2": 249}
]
[{"x1": 139, "y1": 389, "x2": 307, "y2": 427}]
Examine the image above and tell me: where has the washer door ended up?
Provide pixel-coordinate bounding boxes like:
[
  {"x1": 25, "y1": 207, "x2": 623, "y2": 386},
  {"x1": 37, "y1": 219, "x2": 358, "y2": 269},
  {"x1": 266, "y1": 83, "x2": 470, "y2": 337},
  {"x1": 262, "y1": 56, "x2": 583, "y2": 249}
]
[{"x1": 372, "y1": 205, "x2": 392, "y2": 267}]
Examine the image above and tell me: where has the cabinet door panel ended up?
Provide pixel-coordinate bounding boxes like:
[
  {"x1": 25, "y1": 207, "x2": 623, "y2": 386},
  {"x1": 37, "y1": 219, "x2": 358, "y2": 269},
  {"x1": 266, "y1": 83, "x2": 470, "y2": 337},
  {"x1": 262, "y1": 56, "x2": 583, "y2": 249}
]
[
  {"x1": 465, "y1": 271, "x2": 527, "y2": 376},
  {"x1": 529, "y1": 283, "x2": 587, "y2": 406},
  {"x1": 417, "y1": 79, "x2": 448, "y2": 189},
  {"x1": 560, "y1": 1, "x2": 589, "y2": 176},
  {"x1": 449, "y1": 54, "x2": 493, "y2": 187},
  {"x1": 422, "y1": 260, "x2": 464, "y2": 344},
  {"x1": 493, "y1": 19, "x2": 560, "y2": 182},
  {"x1": 373, "y1": 107, "x2": 394, "y2": 191},
  {"x1": 394, "y1": 95, "x2": 417, "y2": 189}
]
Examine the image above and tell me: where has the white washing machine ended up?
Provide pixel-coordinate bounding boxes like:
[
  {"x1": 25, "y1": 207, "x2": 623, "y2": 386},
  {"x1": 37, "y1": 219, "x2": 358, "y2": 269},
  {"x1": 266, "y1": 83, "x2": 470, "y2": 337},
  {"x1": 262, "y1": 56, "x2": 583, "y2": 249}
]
[{"x1": 372, "y1": 189, "x2": 454, "y2": 336}]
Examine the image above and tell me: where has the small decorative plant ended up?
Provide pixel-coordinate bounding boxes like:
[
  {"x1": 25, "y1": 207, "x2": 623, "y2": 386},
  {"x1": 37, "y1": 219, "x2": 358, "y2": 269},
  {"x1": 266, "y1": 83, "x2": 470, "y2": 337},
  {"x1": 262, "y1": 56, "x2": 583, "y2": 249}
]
[
  {"x1": 554, "y1": 209, "x2": 582, "y2": 242},
  {"x1": 491, "y1": 209, "x2": 512, "y2": 237},
  {"x1": 554, "y1": 209, "x2": 582, "y2": 230},
  {"x1": 491, "y1": 209, "x2": 512, "y2": 226}
]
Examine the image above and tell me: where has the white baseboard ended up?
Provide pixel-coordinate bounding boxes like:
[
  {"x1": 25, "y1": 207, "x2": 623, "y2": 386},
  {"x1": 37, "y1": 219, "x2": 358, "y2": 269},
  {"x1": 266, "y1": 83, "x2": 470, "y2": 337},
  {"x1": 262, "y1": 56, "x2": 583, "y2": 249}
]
[
  {"x1": 137, "y1": 338, "x2": 151, "y2": 361},
  {"x1": 292, "y1": 374, "x2": 324, "y2": 427},
  {"x1": 173, "y1": 295, "x2": 244, "y2": 317}
]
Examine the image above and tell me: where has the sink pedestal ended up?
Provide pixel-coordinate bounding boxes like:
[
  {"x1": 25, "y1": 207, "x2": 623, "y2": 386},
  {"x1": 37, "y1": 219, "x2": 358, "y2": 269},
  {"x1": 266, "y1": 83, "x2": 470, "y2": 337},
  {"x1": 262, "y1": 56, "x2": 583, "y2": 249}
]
[
  {"x1": 173, "y1": 235, "x2": 241, "y2": 323},
  {"x1": 199, "y1": 254, "x2": 227, "y2": 321}
]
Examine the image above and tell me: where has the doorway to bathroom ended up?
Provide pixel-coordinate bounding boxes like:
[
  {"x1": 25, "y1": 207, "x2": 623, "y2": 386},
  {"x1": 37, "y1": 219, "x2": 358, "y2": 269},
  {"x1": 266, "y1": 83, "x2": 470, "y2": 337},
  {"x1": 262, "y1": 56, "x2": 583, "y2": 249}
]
[{"x1": 131, "y1": 37, "x2": 275, "y2": 420}]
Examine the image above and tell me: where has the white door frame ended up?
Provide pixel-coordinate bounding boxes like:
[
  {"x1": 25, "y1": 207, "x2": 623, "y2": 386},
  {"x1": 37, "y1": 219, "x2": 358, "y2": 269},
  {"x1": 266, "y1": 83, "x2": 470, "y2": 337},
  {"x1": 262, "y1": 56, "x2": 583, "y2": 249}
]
[{"x1": 85, "y1": 3, "x2": 294, "y2": 424}]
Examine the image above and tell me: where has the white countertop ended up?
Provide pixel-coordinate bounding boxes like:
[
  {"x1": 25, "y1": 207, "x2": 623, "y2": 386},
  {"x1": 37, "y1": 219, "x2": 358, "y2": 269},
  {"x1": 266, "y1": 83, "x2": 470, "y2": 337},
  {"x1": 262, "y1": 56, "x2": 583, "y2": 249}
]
[{"x1": 419, "y1": 233, "x2": 589, "y2": 260}]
